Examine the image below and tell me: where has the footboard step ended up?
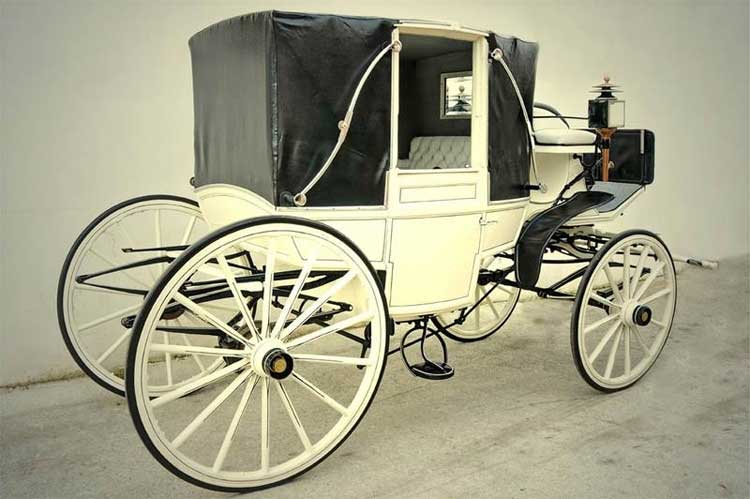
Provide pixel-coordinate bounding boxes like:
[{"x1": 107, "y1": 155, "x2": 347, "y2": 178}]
[{"x1": 409, "y1": 361, "x2": 455, "y2": 380}]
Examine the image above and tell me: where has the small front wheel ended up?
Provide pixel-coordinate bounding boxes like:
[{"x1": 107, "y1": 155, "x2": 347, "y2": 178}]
[
  {"x1": 571, "y1": 230, "x2": 677, "y2": 392},
  {"x1": 126, "y1": 216, "x2": 390, "y2": 492},
  {"x1": 434, "y1": 256, "x2": 520, "y2": 342}
]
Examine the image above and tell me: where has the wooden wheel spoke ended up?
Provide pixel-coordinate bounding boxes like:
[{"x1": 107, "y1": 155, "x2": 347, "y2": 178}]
[
  {"x1": 589, "y1": 292, "x2": 620, "y2": 309},
  {"x1": 192, "y1": 263, "x2": 237, "y2": 280},
  {"x1": 583, "y1": 312, "x2": 620, "y2": 335},
  {"x1": 212, "y1": 375, "x2": 259, "y2": 472},
  {"x1": 154, "y1": 209, "x2": 165, "y2": 274},
  {"x1": 151, "y1": 359, "x2": 251, "y2": 408},
  {"x1": 473, "y1": 286, "x2": 481, "y2": 329},
  {"x1": 276, "y1": 381, "x2": 312, "y2": 451},
  {"x1": 482, "y1": 286, "x2": 502, "y2": 319},
  {"x1": 630, "y1": 325, "x2": 652, "y2": 354},
  {"x1": 180, "y1": 216, "x2": 198, "y2": 246},
  {"x1": 630, "y1": 244, "x2": 651, "y2": 292},
  {"x1": 493, "y1": 285, "x2": 512, "y2": 296},
  {"x1": 291, "y1": 372, "x2": 349, "y2": 416},
  {"x1": 260, "y1": 245, "x2": 277, "y2": 339},
  {"x1": 78, "y1": 303, "x2": 141, "y2": 332},
  {"x1": 286, "y1": 311, "x2": 374, "y2": 350},
  {"x1": 588, "y1": 321, "x2": 621, "y2": 363},
  {"x1": 240, "y1": 241, "x2": 298, "y2": 264},
  {"x1": 624, "y1": 325, "x2": 631, "y2": 376},
  {"x1": 203, "y1": 302, "x2": 245, "y2": 314},
  {"x1": 640, "y1": 287, "x2": 672, "y2": 305},
  {"x1": 96, "y1": 329, "x2": 132, "y2": 364},
  {"x1": 176, "y1": 318, "x2": 207, "y2": 371},
  {"x1": 149, "y1": 343, "x2": 248, "y2": 357},
  {"x1": 604, "y1": 326, "x2": 623, "y2": 378},
  {"x1": 260, "y1": 378, "x2": 270, "y2": 471},
  {"x1": 622, "y1": 246, "x2": 631, "y2": 299},
  {"x1": 292, "y1": 353, "x2": 373, "y2": 367},
  {"x1": 279, "y1": 270, "x2": 357, "y2": 340},
  {"x1": 173, "y1": 292, "x2": 253, "y2": 348},
  {"x1": 271, "y1": 248, "x2": 319, "y2": 339},
  {"x1": 163, "y1": 331, "x2": 174, "y2": 386},
  {"x1": 633, "y1": 261, "x2": 666, "y2": 301},
  {"x1": 602, "y1": 264, "x2": 624, "y2": 303},
  {"x1": 216, "y1": 253, "x2": 260, "y2": 341},
  {"x1": 114, "y1": 220, "x2": 138, "y2": 253},
  {"x1": 172, "y1": 369, "x2": 254, "y2": 448}
]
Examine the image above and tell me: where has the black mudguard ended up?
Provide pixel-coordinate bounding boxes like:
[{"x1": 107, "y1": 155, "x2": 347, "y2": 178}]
[{"x1": 515, "y1": 191, "x2": 613, "y2": 289}]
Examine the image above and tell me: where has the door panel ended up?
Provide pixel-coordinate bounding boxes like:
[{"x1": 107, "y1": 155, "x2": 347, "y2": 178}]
[
  {"x1": 480, "y1": 206, "x2": 526, "y2": 252},
  {"x1": 389, "y1": 213, "x2": 481, "y2": 307}
]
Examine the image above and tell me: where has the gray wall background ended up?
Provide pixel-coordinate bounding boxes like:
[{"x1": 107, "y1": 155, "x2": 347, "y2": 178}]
[{"x1": 1, "y1": 0, "x2": 748, "y2": 385}]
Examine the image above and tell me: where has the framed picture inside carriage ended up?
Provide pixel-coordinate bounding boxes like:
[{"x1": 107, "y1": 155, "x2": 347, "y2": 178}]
[{"x1": 440, "y1": 71, "x2": 472, "y2": 119}]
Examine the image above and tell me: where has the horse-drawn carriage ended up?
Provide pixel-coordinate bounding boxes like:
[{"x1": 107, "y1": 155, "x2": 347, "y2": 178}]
[{"x1": 57, "y1": 11, "x2": 676, "y2": 491}]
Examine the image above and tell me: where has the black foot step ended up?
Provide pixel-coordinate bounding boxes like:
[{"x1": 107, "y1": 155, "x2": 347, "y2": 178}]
[
  {"x1": 410, "y1": 361, "x2": 454, "y2": 380},
  {"x1": 515, "y1": 191, "x2": 613, "y2": 289},
  {"x1": 400, "y1": 320, "x2": 454, "y2": 381}
]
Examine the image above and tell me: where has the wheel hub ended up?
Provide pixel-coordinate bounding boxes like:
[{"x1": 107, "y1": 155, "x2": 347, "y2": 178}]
[
  {"x1": 632, "y1": 305, "x2": 652, "y2": 326},
  {"x1": 263, "y1": 348, "x2": 294, "y2": 380},
  {"x1": 250, "y1": 338, "x2": 293, "y2": 379},
  {"x1": 622, "y1": 301, "x2": 652, "y2": 327}
]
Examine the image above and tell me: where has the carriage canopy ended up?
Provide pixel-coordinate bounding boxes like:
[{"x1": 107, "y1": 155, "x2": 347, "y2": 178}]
[{"x1": 189, "y1": 11, "x2": 537, "y2": 206}]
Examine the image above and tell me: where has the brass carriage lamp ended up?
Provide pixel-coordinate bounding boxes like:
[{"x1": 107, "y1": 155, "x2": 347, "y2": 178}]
[{"x1": 588, "y1": 75, "x2": 625, "y2": 182}]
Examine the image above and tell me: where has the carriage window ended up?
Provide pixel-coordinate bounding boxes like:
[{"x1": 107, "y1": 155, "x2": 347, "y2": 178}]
[{"x1": 397, "y1": 35, "x2": 473, "y2": 170}]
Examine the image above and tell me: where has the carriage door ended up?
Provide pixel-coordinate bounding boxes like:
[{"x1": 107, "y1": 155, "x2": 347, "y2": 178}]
[{"x1": 386, "y1": 26, "x2": 490, "y2": 315}]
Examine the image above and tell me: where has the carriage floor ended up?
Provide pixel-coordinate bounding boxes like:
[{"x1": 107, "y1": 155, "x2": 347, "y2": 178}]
[{"x1": 1, "y1": 256, "x2": 748, "y2": 499}]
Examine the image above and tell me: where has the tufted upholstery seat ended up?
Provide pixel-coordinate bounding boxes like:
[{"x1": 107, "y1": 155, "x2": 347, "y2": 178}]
[{"x1": 398, "y1": 136, "x2": 471, "y2": 169}]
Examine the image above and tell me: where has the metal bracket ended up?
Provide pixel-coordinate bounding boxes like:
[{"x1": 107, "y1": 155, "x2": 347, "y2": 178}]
[{"x1": 479, "y1": 216, "x2": 498, "y2": 226}]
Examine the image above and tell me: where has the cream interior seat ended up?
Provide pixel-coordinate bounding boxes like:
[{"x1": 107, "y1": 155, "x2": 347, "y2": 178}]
[
  {"x1": 398, "y1": 136, "x2": 471, "y2": 169},
  {"x1": 534, "y1": 128, "x2": 597, "y2": 146}
]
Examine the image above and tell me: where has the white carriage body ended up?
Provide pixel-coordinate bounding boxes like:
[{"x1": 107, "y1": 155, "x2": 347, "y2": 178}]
[{"x1": 195, "y1": 21, "x2": 633, "y2": 320}]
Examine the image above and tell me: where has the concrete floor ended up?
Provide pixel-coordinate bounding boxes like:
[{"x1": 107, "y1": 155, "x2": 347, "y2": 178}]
[{"x1": 1, "y1": 256, "x2": 748, "y2": 499}]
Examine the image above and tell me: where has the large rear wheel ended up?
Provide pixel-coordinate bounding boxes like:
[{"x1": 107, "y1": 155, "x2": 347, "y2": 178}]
[
  {"x1": 57, "y1": 195, "x2": 216, "y2": 396},
  {"x1": 126, "y1": 216, "x2": 390, "y2": 492}
]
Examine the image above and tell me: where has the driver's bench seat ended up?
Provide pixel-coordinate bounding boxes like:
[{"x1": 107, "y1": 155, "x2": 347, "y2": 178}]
[{"x1": 534, "y1": 128, "x2": 597, "y2": 146}]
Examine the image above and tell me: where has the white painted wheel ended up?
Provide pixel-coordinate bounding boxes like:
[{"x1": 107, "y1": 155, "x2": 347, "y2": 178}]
[
  {"x1": 571, "y1": 230, "x2": 677, "y2": 392},
  {"x1": 434, "y1": 257, "x2": 520, "y2": 342},
  {"x1": 57, "y1": 195, "x2": 219, "y2": 396},
  {"x1": 126, "y1": 217, "x2": 389, "y2": 492}
]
